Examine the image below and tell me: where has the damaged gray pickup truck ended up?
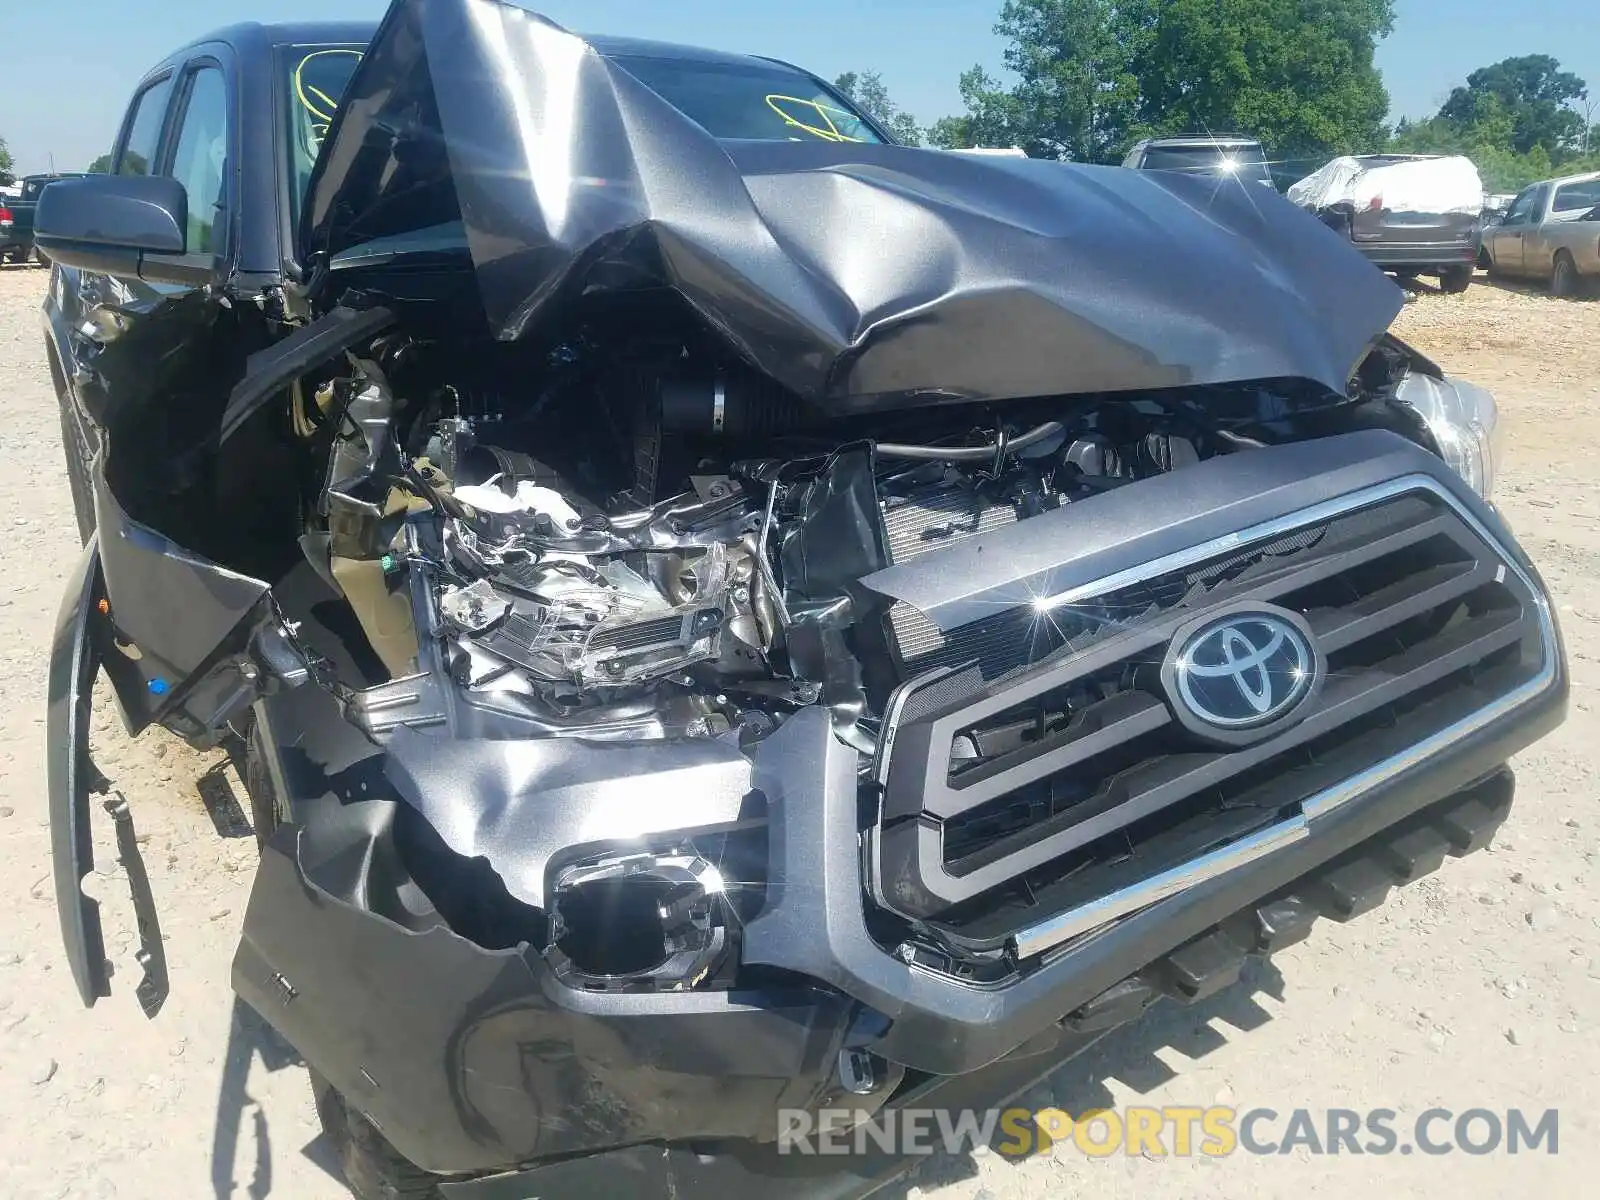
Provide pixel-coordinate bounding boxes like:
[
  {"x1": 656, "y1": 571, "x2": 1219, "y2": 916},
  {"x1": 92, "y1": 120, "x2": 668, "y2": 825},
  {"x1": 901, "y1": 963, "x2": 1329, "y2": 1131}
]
[{"x1": 41, "y1": 1, "x2": 1566, "y2": 1197}]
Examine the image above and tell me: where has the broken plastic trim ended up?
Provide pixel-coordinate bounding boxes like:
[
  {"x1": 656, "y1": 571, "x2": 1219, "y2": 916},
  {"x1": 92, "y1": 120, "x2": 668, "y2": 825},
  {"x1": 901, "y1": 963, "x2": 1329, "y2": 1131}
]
[{"x1": 218, "y1": 304, "x2": 396, "y2": 447}]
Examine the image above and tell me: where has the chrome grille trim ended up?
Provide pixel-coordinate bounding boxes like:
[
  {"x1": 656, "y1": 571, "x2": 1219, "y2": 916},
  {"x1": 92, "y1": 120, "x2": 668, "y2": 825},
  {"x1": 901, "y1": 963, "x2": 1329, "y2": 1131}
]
[
  {"x1": 1012, "y1": 816, "x2": 1311, "y2": 959},
  {"x1": 871, "y1": 475, "x2": 1560, "y2": 958}
]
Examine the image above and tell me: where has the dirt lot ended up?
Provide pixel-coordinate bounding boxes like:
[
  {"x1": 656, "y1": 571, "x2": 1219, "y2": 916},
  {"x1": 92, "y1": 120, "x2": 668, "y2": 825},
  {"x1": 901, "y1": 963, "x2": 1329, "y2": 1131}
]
[{"x1": 0, "y1": 265, "x2": 1596, "y2": 1199}]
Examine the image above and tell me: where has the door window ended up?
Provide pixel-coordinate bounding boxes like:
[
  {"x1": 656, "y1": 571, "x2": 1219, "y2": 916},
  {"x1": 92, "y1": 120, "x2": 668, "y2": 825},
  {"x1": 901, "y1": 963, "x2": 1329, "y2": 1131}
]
[
  {"x1": 117, "y1": 74, "x2": 176, "y2": 177},
  {"x1": 166, "y1": 66, "x2": 230, "y2": 256},
  {"x1": 1501, "y1": 188, "x2": 1538, "y2": 227},
  {"x1": 1552, "y1": 179, "x2": 1600, "y2": 214}
]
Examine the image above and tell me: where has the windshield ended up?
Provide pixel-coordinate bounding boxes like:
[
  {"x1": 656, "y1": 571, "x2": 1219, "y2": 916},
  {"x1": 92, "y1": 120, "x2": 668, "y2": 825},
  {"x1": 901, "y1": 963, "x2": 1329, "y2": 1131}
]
[
  {"x1": 284, "y1": 44, "x2": 366, "y2": 229},
  {"x1": 1141, "y1": 145, "x2": 1272, "y2": 185},
  {"x1": 611, "y1": 55, "x2": 886, "y2": 143}
]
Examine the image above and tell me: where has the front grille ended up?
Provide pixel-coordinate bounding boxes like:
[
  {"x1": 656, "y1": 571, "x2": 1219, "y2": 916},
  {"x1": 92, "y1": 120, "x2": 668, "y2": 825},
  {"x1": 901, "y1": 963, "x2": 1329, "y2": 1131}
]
[
  {"x1": 883, "y1": 513, "x2": 1361, "y2": 683},
  {"x1": 869, "y1": 481, "x2": 1553, "y2": 948}
]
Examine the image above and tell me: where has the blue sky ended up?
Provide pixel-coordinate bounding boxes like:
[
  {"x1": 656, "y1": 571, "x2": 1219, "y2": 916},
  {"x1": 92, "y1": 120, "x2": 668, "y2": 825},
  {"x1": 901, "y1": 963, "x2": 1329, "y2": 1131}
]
[{"x1": 4, "y1": 0, "x2": 1596, "y2": 176}]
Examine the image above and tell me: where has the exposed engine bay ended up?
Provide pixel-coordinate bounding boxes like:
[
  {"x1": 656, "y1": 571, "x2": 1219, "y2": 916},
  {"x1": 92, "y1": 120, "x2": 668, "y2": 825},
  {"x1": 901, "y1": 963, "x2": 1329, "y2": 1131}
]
[{"x1": 290, "y1": 331, "x2": 1416, "y2": 753}]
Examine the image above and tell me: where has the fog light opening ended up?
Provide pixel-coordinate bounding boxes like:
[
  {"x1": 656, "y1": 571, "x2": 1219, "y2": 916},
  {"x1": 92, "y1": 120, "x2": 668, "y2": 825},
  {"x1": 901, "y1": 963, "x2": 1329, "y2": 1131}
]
[
  {"x1": 554, "y1": 877, "x2": 675, "y2": 977},
  {"x1": 546, "y1": 851, "x2": 733, "y2": 992}
]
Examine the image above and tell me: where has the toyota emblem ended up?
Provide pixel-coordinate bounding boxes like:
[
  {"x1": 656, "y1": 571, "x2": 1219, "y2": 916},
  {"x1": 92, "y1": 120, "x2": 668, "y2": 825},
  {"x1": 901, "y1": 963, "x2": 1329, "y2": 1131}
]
[{"x1": 1162, "y1": 606, "x2": 1322, "y2": 741}]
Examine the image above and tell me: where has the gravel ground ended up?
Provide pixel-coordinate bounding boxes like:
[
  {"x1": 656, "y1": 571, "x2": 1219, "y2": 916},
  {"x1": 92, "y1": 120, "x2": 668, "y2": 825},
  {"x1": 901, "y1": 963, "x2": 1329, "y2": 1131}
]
[{"x1": 0, "y1": 264, "x2": 1596, "y2": 1199}]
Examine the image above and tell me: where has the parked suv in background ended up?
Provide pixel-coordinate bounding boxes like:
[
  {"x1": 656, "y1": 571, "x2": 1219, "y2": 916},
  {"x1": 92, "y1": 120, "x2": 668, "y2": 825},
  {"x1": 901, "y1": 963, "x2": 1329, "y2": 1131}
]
[
  {"x1": 1122, "y1": 135, "x2": 1275, "y2": 187},
  {"x1": 1288, "y1": 154, "x2": 1484, "y2": 294}
]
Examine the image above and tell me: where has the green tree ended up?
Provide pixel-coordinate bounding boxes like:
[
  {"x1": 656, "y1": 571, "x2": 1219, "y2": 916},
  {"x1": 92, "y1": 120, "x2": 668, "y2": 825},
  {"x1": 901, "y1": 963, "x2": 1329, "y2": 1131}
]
[
  {"x1": 0, "y1": 135, "x2": 14, "y2": 186},
  {"x1": 936, "y1": 0, "x2": 1394, "y2": 164},
  {"x1": 87, "y1": 153, "x2": 113, "y2": 174},
  {"x1": 1439, "y1": 55, "x2": 1586, "y2": 157},
  {"x1": 952, "y1": 0, "x2": 1146, "y2": 161},
  {"x1": 832, "y1": 71, "x2": 924, "y2": 146},
  {"x1": 1129, "y1": 0, "x2": 1394, "y2": 159},
  {"x1": 1389, "y1": 104, "x2": 1599, "y2": 193},
  {"x1": 1388, "y1": 57, "x2": 1599, "y2": 190},
  {"x1": 928, "y1": 67, "x2": 1027, "y2": 149}
]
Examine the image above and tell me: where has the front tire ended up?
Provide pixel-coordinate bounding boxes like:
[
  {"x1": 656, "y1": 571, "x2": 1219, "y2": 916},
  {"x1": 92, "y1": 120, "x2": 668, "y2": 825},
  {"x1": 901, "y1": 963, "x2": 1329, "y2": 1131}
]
[
  {"x1": 1439, "y1": 264, "x2": 1473, "y2": 294},
  {"x1": 310, "y1": 1071, "x2": 442, "y2": 1200},
  {"x1": 1551, "y1": 250, "x2": 1580, "y2": 299}
]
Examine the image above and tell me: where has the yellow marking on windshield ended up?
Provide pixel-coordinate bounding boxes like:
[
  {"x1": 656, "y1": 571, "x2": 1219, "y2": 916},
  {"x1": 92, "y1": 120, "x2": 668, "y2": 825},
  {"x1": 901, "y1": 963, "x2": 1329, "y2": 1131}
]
[
  {"x1": 293, "y1": 48, "x2": 364, "y2": 147},
  {"x1": 764, "y1": 95, "x2": 865, "y2": 142}
]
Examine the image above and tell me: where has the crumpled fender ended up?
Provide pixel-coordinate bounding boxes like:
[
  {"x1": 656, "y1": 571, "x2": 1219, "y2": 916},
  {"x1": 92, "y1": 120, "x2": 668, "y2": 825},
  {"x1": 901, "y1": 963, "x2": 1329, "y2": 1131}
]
[{"x1": 46, "y1": 537, "x2": 111, "y2": 1007}]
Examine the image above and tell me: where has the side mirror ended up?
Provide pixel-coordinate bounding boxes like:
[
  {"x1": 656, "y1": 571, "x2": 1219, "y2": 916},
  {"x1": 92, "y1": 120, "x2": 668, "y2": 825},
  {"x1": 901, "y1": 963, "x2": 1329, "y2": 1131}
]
[{"x1": 35, "y1": 175, "x2": 216, "y2": 285}]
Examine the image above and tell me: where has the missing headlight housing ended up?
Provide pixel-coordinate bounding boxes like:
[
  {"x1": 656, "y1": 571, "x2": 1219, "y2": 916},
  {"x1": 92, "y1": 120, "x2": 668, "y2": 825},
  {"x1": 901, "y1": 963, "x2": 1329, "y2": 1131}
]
[{"x1": 545, "y1": 851, "x2": 735, "y2": 992}]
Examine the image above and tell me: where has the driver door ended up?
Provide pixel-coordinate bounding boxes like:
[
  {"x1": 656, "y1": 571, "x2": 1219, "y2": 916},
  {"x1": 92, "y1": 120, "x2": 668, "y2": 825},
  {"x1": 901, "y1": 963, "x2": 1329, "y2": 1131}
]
[{"x1": 1489, "y1": 186, "x2": 1540, "y2": 275}]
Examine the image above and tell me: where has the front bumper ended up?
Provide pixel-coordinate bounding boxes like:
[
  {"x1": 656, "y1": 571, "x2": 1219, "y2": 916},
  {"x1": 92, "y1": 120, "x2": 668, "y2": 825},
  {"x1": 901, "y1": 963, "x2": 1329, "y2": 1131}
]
[
  {"x1": 223, "y1": 435, "x2": 1572, "y2": 1185},
  {"x1": 439, "y1": 773, "x2": 1519, "y2": 1200},
  {"x1": 39, "y1": 420, "x2": 1556, "y2": 1187},
  {"x1": 238, "y1": 727, "x2": 1535, "y2": 1190}
]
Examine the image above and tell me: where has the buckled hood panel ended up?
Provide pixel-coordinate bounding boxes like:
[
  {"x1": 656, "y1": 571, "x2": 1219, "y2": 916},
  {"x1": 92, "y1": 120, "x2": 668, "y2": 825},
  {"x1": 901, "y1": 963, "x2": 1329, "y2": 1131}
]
[{"x1": 301, "y1": 0, "x2": 1403, "y2": 411}]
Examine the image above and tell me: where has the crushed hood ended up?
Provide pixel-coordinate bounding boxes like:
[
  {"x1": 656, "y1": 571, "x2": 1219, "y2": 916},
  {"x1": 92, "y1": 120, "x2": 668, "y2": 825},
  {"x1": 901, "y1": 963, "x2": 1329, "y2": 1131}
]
[{"x1": 303, "y1": 0, "x2": 1403, "y2": 410}]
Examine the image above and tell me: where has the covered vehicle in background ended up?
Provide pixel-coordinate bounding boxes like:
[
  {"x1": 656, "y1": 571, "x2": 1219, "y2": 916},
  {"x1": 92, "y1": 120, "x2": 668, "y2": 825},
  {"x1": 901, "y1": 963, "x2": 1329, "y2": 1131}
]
[
  {"x1": 1289, "y1": 154, "x2": 1484, "y2": 293},
  {"x1": 1121, "y1": 134, "x2": 1275, "y2": 187},
  {"x1": 1480, "y1": 171, "x2": 1600, "y2": 297},
  {"x1": 1482, "y1": 192, "x2": 1518, "y2": 223}
]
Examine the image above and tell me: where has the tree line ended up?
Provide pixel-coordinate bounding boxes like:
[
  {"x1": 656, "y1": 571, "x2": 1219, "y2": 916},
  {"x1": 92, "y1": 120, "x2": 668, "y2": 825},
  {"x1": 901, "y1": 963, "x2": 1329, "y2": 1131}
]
[{"x1": 833, "y1": 0, "x2": 1600, "y2": 193}]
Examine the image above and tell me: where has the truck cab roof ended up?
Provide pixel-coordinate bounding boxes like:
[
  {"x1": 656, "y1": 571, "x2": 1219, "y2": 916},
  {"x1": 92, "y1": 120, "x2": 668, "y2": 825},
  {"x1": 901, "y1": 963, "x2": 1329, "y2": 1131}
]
[
  {"x1": 181, "y1": 21, "x2": 380, "y2": 56},
  {"x1": 1139, "y1": 134, "x2": 1259, "y2": 147}
]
